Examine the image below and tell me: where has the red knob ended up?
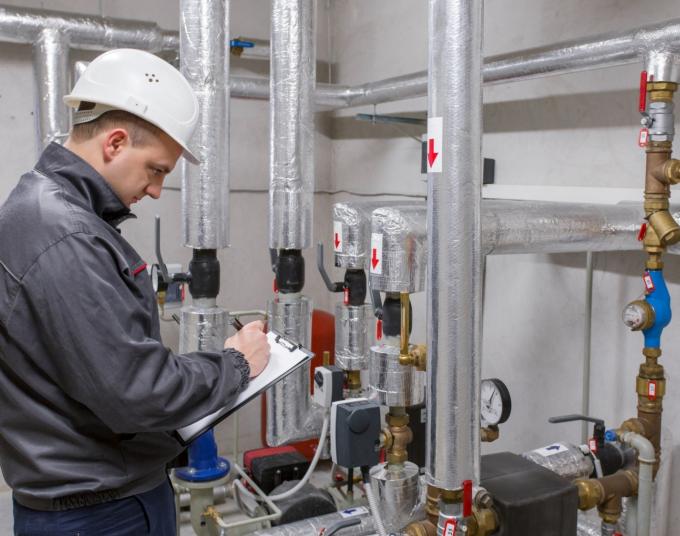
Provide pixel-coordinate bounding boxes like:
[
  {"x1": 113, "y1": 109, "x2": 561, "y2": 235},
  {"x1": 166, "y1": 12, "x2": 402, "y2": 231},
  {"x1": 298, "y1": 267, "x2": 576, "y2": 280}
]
[
  {"x1": 639, "y1": 70, "x2": 648, "y2": 113},
  {"x1": 463, "y1": 479, "x2": 473, "y2": 517}
]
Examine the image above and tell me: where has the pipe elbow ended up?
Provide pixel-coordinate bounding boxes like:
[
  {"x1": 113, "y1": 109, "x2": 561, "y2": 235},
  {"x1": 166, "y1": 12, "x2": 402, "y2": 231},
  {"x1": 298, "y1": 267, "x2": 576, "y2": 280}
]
[{"x1": 619, "y1": 431, "x2": 656, "y2": 465}]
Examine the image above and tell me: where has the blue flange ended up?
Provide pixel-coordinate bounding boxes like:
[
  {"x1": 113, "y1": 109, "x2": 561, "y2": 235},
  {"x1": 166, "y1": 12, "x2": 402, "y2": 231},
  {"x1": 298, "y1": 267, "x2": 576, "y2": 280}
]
[
  {"x1": 175, "y1": 429, "x2": 230, "y2": 483},
  {"x1": 642, "y1": 269, "x2": 672, "y2": 349}
]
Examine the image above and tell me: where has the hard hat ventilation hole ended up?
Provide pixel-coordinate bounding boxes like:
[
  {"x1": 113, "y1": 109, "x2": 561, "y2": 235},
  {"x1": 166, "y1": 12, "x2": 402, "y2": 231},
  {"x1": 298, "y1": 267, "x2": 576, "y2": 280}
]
[{"x1": 146, "y1": 73, "x2": 159, "y2": 83}]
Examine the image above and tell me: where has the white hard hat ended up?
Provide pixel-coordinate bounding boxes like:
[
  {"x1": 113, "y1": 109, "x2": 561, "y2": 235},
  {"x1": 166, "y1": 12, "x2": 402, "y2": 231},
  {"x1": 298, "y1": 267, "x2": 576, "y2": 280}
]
[{"x1": 64, "y1": 48, "x2": 200, "y2": 164}]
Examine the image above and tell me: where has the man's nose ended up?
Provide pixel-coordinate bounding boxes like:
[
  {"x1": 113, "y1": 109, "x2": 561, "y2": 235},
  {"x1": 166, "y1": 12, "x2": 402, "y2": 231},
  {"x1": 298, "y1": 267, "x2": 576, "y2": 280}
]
[{"x1": 146, "y1": 184, "x2": 162, "y2": 199}]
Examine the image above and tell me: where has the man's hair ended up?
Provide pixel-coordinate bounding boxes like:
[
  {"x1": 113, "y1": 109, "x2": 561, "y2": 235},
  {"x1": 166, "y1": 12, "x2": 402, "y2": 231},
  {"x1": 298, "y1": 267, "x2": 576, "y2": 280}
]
[{"x1": 70, "y1": 108, "x2": 164, "y2": 146}]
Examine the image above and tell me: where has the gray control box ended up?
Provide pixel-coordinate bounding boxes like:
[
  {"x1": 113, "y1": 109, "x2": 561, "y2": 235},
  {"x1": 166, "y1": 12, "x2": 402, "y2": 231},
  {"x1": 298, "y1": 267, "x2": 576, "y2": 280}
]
[{"x1": 330, "y1": 399, "x2": 381, "y2": 468}]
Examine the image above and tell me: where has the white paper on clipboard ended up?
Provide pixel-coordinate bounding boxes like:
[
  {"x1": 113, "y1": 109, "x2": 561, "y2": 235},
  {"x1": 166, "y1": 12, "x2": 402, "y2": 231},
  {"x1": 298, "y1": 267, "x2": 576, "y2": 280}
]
[{"x1": 175, "y1": 331, "x2": 313, "y2": 445}]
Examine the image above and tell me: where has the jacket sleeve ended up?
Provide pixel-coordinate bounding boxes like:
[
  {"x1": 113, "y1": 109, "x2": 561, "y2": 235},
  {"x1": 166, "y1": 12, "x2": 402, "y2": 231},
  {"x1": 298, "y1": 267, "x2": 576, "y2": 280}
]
[{"x1": 20, "y1": 232, "x2": 251, "y2": 434}]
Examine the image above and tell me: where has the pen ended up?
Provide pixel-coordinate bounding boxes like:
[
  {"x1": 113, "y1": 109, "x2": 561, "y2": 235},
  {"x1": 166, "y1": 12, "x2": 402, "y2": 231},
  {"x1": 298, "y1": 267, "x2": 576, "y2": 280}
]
[{"x1": 231, "y1": 318, "x2": 244, "y2": 331}]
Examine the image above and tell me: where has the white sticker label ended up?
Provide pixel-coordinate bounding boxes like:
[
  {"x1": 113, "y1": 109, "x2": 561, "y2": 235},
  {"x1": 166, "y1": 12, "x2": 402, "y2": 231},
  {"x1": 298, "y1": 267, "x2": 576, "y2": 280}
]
[
  {"x1": 427, "y1": 116, "x2": 443, "y2": 173},
  {"x1": 421, "y1": 408, "x2": 427, "y2": 424},
  {"x1": 533, "y1": 443, "x2": 569, "y2": 457},
  {"x1": 339, "y1": 506, "x2": 369, "y2": 518},
  {"x1": 370, "y1": 233, "x2": 383, "y2": 275},
  {"x1": 444, "y1": 519, "x2": 457, "y2": 536},
  {"x1": 333, "y1": 221, "x2": 343, "y2": 253}
]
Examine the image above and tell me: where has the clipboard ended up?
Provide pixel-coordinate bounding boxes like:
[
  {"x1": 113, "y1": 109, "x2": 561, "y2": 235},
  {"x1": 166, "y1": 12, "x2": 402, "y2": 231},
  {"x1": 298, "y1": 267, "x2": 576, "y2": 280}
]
[{"x1": 175, "y1": 330, "x2": 314, "y2": 446}]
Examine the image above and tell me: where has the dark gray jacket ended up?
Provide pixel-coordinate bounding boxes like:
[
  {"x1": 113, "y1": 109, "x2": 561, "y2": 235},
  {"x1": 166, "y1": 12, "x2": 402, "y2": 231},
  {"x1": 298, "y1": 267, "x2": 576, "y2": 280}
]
[{"x1": 0, "y1": 143, "x2": 250, "y2": 510}]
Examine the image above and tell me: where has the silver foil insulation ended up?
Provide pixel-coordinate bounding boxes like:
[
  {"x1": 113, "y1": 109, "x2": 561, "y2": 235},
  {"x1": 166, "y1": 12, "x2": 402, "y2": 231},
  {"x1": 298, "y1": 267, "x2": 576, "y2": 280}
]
[
  {"x1": 179, "y1": 304, "x2": 229, "y2": 354},
  {"x1": 522, "y1": 443, "x2": 594, "y2": 481},
  {"x1": 426, "y1": 0, "x2": 484, "y2": 490},
  {"x1": 369, "y1": 339, "x2": 425, "y2": 407},
  {"x1": 180, "y1": 0, "x2": 230, "y2": 250},
  {"x1": 33, "y1": 28, "x2": 70, "y2": 152},
  {"x1": 370, "y1": 205, "x2": 427, "y2": 294},
  {"x1": 0, "y1": 5, "x2": 178, "y2": 51},
  {"x1": 265, "y1": 296, "x2": 324, "y2": 446},
  {"x1": 334, "y1": 303, "x2": 374, "y2": 371},
  {"x1": 269, "y1": 0, "x2": 315, "y2": 250},
  {"x1": 249, "y1": 509, "x2": 375, "y2": 536},
  {"x1": 333, "y1": 201, "x2": 405, "y2": 270},
  {"x1": 369, "y1": 462, "x2": 422, "y2": 533}
]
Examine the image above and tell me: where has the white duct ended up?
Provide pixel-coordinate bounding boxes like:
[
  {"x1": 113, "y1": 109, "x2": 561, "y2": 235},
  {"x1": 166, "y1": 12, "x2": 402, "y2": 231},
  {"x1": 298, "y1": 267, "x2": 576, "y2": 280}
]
[
  {"x1": 269, "y1": 0, "x2": 315, "y2": 250},
  {"x1": 180, "y1": 0, "x2": 230, "y2": 250},
  {"x1": 33, "y1": 28, "x2": 70, "y2": 152},
  {"x1": 426, "y1": 0, "x2": 483, "y2": 492}
]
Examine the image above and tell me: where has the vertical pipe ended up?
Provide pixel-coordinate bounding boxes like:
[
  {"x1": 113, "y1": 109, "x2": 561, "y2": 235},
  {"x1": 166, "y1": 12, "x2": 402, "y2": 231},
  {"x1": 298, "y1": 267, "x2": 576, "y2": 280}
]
[
  {"x1": 269, "y1": 0, "x2": 315, "y2": 250},
  {"x1": 425, "y1": 0, "x2": 483, "y2": 490},
  {"x1": 180, "y1": 0, "x2": 230, "y2": 250},
  {"x1": 33, "y1": 28, "x2": 70, "y2": 153},
  {"x1": 581, "y1": 251, "x2": 594, "y2": 443}
]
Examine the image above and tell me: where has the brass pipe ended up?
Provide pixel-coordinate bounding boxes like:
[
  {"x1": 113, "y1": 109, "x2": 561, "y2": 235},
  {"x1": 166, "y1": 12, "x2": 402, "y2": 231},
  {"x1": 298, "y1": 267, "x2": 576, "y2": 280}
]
[
  {"x1": 385, "y1": 407, "x2": 412, "y2": 466},
  {"x1": 636, "y1": 347, "x2": 665, "y2": 477},
  {"x1": 345, "y1": 370, "x2": 361, "y2": 393},
  {"x1": 400, "y1": 291, "x2": 410, "y2": 358},
  {"x1": 575, "y1": 469, "x2": 638, "y2": 526},
  {"x1": 480, "y1": 425, "x2": 499, "y2": 443}
]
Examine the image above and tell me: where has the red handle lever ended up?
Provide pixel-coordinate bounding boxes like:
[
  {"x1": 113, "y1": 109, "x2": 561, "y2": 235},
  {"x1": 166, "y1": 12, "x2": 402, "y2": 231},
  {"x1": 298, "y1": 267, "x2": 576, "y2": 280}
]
[
  {"x1": 639, "y1": 70, "x2": 648, "y2": 113},
  {"x1": 463, "y1": 479, "x2": 473, "y2": 517}
]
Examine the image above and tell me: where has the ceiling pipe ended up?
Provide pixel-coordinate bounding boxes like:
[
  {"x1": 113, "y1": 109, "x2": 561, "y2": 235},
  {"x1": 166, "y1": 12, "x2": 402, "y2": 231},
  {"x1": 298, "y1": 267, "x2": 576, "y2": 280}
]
[
  {"x1": 425, "y1": 0, "x2": 483, "y2": 493},
  {"x1": 180, "y1": 0, "x2": 230, "y2": 250}
]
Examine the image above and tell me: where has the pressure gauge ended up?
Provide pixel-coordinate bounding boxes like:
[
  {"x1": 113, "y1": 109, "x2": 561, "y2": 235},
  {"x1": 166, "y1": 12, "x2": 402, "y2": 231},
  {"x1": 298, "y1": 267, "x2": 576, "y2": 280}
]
[
  {"x1": 480, "y1": 378, "x2": 511, "y2": 426},
  {"x1": 622, "y1": 300, "x2": 654, "y2": 331},
  {"x1": 150, "y1": 264, "x2": 167, "y2": 294}
]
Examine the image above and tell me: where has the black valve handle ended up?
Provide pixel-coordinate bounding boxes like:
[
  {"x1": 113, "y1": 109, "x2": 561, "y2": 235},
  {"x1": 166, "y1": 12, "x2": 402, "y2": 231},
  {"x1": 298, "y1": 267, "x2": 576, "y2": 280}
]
[
  {"x1": 316, "y1": 242, "x2": 343, "y2": 293},
  {"x1": 549, "y1": 413, "x2": 605, "y2": 450}
]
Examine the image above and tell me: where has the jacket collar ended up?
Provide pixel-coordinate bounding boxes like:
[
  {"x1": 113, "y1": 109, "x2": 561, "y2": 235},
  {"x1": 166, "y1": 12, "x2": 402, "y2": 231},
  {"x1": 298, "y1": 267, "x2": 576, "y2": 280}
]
[{"x1": 34, "y1": 142, "x2": 135, "y2": 226}]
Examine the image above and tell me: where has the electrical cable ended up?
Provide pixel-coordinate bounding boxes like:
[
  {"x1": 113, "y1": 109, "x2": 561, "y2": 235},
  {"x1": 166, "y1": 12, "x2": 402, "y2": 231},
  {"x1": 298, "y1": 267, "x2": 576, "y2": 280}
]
[
  {"x1": 234, "y1": 413, "x2": 330, "y2": 503},
  {"x1": 361, "y1": 466, "x2": 387, "y2": 536}
]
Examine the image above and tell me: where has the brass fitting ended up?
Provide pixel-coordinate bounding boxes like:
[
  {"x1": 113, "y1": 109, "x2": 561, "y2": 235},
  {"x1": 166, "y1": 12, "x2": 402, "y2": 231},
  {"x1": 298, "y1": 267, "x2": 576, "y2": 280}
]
[
  {"x1": 385, "y1": 409, "x2": 412, "y2": 466},
  {"x1": 575, "y1": 470, "x2": 638, "y2": 514},
  {"x1": 647, "y1": 210, "x2": 680, "y2": 245},
  {"x1": 652, "y1": 158, "x2": 680, "y2": 185},
  {"x1": 636, "y1": 347, "x2": 665, "y2": 476},
  {"x1": 481, "y1": 425, "x2": 499, "y2": 443},
  {"x1": 472, "y1": 505, "x2": 499, "y2": 536},
  {"x1": 404, "y1": 520, "x2": 437, "y2": 536},
  {"x1": 346, "y1": 370, "x2": 361, "y2": 392},
  {"x1": 425, "y1": 485, "x2": 442, "y2": 524},
  {"x1": 399, "y1": 344, "x2": 427, "y2": 371},
  {"x1": 648, "y1": 81, "x2": 678, "y2": 102}
]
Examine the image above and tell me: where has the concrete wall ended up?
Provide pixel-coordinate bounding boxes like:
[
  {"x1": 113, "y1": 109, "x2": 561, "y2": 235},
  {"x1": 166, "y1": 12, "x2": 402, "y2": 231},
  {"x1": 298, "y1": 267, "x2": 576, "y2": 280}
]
[
  {"x1": 328, "y1": 1, "x2": 680, "y2": 534},
  {"x1": 0, "y1": 0, "x2": 335, "y2": 493}
]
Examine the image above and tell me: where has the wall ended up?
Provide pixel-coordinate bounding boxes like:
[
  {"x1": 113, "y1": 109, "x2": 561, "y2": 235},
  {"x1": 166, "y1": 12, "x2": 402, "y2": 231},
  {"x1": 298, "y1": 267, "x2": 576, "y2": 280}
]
[
  {"x1": 0, "y1": 0, "x2": 335, "y2": 493},
  {"x1": 328, "y1": 1, "x2": 680, "y2": 534}
]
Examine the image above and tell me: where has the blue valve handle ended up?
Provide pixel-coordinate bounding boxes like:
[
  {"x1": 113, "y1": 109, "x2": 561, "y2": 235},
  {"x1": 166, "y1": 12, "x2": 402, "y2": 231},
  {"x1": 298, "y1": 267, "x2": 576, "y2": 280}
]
[
  {"x1": 230, "y1": 39, "x2": 255, "y2": 49},
  {"x1": 175, "y1": 429, "x2": 230, "y2": 482},
  {"x1": 643, "y1": 269, "x2": 672, "y2": 349}
]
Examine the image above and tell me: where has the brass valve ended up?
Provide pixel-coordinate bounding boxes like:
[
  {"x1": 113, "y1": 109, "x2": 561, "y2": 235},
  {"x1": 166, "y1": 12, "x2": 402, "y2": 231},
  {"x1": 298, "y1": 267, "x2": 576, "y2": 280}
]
[
  {"x1": 481, "y1": 425, "x2": 499, "y2": 443},
  {"x1": 399, "y1": 344, "x2": 427, "y2": 371}
]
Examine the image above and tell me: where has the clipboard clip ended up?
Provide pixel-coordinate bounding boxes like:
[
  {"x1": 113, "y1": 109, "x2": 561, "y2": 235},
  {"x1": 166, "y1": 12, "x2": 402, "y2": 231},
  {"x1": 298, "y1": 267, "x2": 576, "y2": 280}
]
[{"x1": 273, "y1": 331, "x2": 302, "y2": 353}]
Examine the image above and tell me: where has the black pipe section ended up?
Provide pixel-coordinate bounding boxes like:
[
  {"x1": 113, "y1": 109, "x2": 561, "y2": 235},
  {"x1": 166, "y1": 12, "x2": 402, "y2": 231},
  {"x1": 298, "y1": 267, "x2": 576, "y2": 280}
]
[
  {"x1": 188, "y1": 249, "x2": 220, "y2": 299},
  {"x1": 343, "y1": 269, "x2": 366, "y2": 306},
  {"x1": 381, "y1": 293, "x2": 412, "y2": 337},
  {"x1": 275, "y1": 249, "x2": 305, "y2": 293}
]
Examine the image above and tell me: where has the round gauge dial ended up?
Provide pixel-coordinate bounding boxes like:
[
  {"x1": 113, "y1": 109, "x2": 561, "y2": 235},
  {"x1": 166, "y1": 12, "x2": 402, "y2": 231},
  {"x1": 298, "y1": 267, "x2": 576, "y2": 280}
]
[
  {"x1": 150, "y1": 263, "x2": 160, "y2": 293},
  {"x1": 480, "y1": 378, "x2": 511, "y2": 426},
  {"x1": 622, "y1": 300, "x2": 654, "y2": 331}
]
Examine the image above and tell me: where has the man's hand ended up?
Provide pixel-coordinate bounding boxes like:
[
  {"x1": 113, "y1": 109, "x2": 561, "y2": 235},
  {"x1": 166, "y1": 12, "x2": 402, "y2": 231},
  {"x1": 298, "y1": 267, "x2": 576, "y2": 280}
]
[{"x1": 224, "y1": 320, "x2": 270, "y2": 378}]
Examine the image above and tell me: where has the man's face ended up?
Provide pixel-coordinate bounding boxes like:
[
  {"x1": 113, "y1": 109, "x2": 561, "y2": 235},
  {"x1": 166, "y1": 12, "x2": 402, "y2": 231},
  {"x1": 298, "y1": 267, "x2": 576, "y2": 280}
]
[{"x1": 101, "y1": 130, "x2": 183, "y2": 208}]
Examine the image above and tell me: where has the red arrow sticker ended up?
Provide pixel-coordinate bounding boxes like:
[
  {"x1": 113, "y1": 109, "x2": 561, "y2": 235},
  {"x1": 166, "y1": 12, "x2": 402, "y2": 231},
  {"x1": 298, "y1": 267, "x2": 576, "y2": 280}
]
[
  {"x1": 333, "y1": 221, "x2": 342, "y2": 252},
  {"x1": 427, "y1": 117, "x2": 442, "y2": 173},
  {"x1": 370, "y1": 233, "x2": 383, "y2": 274}
]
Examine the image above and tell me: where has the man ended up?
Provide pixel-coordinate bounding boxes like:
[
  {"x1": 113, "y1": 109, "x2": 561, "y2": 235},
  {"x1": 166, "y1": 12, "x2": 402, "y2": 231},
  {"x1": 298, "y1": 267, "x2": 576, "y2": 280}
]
[{"x1": 0, "y1": 49, "x2": 270, "y2": 535}]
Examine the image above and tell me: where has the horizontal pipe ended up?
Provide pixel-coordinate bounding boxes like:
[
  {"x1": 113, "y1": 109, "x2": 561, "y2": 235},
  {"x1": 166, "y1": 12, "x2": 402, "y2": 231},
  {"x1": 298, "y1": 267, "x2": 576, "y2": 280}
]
[
  {"x1": 0, "y1": 5, "x2": 177, "y2": 51},
  {"x1": 363, "y1": 200, "x2": 680, "y2": 258}
]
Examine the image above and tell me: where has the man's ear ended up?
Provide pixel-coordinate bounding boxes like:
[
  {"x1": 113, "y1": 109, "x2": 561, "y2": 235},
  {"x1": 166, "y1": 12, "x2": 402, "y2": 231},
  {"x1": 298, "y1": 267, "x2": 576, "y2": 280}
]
[{"x1": 102, "y1": 128, "x2": 130, "y2": 163}]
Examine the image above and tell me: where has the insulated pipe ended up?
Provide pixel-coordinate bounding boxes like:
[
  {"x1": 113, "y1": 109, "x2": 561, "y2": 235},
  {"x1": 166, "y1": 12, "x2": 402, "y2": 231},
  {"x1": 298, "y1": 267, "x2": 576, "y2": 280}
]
[
  {"x1": 367, "y1": 200, "x2": 680, "y2": 258},
  {"x1": 180, "y1": 0, "x2": 230, "y2": 249},
  {"x1": 269, "y1": 0, "x2": 315, "y2": 250},
  {"x1": 619, "y1": 432, "x2": 655, "y2": 536},
  {"x1": 0, "y1": 5, "x2": 177, "y2": 51},
  {"x1": 425, "y1": 0, "x2": 483, "y2": 491},
  {"x1": 33, "y1": 28, "x2": 70, "y2": 152},
  {"x1": 231, "y1": 18, "x2": 680, "y2": 108}
]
